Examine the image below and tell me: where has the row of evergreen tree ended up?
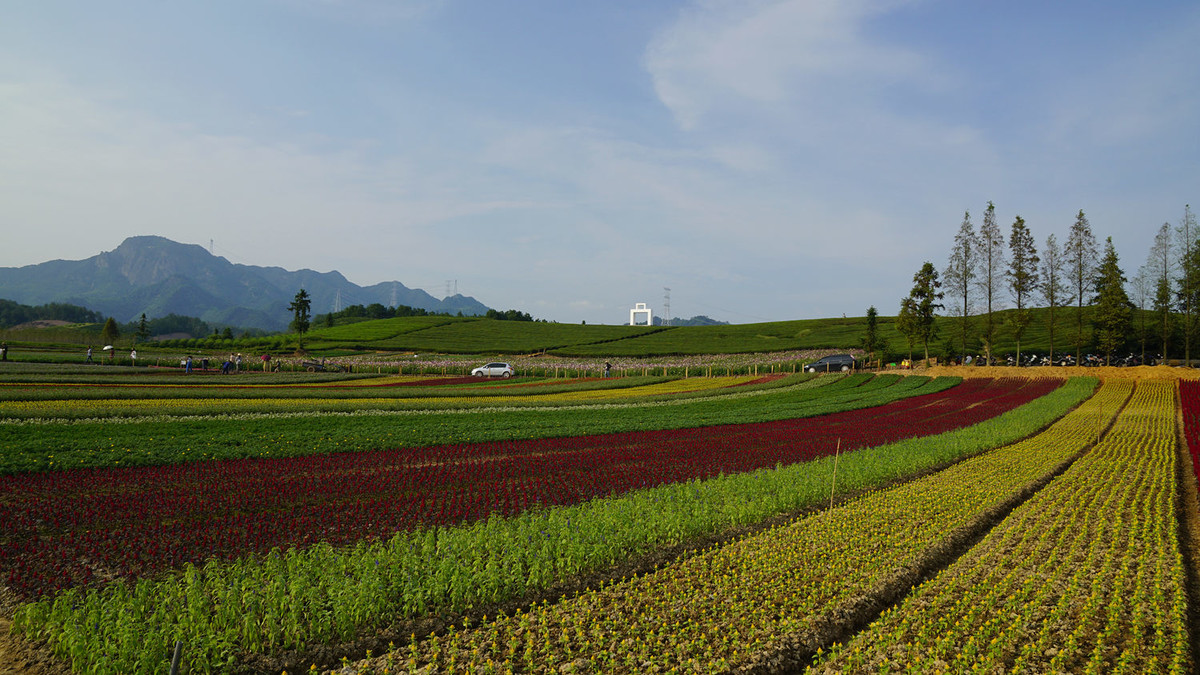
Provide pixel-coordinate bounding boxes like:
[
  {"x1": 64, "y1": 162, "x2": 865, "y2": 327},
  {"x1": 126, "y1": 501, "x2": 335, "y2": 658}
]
[{"x1": 896, "y1": 203, "x2": 1196, "y2": 365}]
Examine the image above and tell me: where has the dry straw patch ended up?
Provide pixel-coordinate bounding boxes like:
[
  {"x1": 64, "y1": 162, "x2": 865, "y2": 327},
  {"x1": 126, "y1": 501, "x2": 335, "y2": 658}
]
[{"x1": 921, "y1": 364, "x2": 1200, "y2": 381}]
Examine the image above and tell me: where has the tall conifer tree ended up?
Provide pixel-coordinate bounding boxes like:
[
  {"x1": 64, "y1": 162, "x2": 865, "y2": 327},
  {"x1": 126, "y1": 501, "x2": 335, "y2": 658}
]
[
  {"x1": 1177, "y1": 204, "x2": 1198, "y2": 364},
  {"x1": 976, "y1": 202, "x2": 1005, "y2": 364},
  {"x1": 1064, "y1": 210, "x2": 1098, "y2": 362},
  {"x1": 943, "y1": 211, "x2": 976, "y2": 363},
  {"x1": 1040, "y1": 234, "x2": 1070, "y2": 363},
  {"x1": 1006, "y1": 216, "x2": 1039, "y2": 365},
  {"x1": 1150, "y1": 223, "x2": 1174, "y2": 360},
  {"x1": 1092, "y1": 237, "x2": 1132, "y2": 364},
  {"x1": 907, "y1": 261, "x2": 943, "y2": 365}
]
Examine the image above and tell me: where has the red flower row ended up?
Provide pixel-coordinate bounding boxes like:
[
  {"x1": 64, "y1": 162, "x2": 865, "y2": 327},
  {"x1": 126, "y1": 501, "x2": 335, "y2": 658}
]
[
  {"x1": 0, "y1": 377, "x2": 1059, "y2": 600},
  {"x1": 1179, "y1": 381, "x2": 1200, "y2": 490}
]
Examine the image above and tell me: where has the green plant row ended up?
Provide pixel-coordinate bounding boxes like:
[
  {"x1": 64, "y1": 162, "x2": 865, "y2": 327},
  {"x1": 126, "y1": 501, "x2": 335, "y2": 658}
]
[
  {"x1": 11, "y1": 379, "x2": 1095, "y2": 674},
  {"x1": 811, "y1": 380, "x2": 1188, "y2": 674},
  {"x1": 0, "y1": 374, "x2": 944, "y2": 474}
]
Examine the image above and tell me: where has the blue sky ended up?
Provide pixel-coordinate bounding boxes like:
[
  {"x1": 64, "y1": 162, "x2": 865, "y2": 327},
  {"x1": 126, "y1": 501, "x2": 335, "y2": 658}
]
[{"x1": 2, "y1": 0, "x2": 1196, "y2": 324}]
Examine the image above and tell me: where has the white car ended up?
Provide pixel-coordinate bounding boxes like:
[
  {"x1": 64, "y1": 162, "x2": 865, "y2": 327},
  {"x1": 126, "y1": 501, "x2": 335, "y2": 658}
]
[{"x1": 471, "y1": 362, "x2": 515, "y2": 378}]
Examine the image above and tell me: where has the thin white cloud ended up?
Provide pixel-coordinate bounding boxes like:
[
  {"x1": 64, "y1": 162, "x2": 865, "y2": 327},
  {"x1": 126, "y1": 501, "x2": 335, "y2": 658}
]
[{"x1": 645, "y1": 0, "x2": 932, "y2": 131}]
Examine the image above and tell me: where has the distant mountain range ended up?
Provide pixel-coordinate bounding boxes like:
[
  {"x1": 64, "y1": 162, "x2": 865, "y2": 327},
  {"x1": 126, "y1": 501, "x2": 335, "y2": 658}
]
[{"x1": 0, "y1": 236, "x2": 491, "y2": 331}]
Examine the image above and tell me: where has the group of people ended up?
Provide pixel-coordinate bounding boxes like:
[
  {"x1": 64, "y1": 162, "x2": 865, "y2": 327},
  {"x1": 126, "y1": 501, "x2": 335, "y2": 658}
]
[
  {"x1": 84, "y1": 346, "x2": 135, "y2": 364},
  {"x1": 72, "y1": 347, "x2": 279, "y2": 373},
  {"x1": 220, "y1": 353, "x2": 242, "y2": 374},
  {"x1": 183, "y1": 353, "x2": 243, "y2": 374},
  {"x1": 183, "y1": 352, "x2": 274, "y2": 374}
]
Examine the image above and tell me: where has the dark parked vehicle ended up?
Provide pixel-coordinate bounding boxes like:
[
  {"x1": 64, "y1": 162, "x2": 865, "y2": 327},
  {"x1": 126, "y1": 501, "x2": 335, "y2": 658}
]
[
  {"x1": 805, "y1": 354, "x2": 856, "y2": 373},
  {"x1": 302, "y1": 359, "x2": 343, "y2": 373}
]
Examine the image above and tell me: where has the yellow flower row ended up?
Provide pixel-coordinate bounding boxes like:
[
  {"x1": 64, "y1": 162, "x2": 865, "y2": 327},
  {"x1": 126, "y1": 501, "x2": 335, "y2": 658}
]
[
  {"x1": 376, "y1": 380, "x2": 1133, "y2": 673},
  {"x1": 812, "y1": 379, "x2": 1188, "y2": 674}
]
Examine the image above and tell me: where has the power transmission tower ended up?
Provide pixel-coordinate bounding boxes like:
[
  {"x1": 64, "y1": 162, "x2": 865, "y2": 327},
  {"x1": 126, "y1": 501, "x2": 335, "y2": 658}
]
[{"x1": 663, "y1": 287, "x2": 671, "y2": 327}]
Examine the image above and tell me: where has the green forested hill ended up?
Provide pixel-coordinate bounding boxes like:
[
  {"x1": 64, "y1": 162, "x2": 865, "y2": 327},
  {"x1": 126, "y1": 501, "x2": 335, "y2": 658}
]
[
  {"x1": 296, "y1": 305, "x2": 1155, "y2": 359},
  {"x1": 2, "y1": 304, "x2": 1159, "y2": 361}
]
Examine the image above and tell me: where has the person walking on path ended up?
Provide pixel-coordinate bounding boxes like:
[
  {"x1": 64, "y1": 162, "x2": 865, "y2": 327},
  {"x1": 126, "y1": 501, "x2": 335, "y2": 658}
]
[
  {"x1": 185, "y1": 355, "x2": 193, "y2": 374},
  {"x1": 0, "y1": 342, "x2": 7, "y2": 361},
  {"x1": 130, "y1": 348, "x2": 137, "y2": 367},
  {"x1": 86, "y1": 346, "x2": 93, "y2": 363},
  {"x1": 604, "y1": 361, "x2": 612, "y2": 378},
  {"x1": 261, "y1": 353, "x2": 271, "y2": 372}
]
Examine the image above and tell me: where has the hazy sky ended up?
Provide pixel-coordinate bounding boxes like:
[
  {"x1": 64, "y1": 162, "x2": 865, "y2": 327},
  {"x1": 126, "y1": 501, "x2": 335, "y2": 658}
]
[{"x1": 3, "y1": 1, "x2": 1197, "y2": 324}]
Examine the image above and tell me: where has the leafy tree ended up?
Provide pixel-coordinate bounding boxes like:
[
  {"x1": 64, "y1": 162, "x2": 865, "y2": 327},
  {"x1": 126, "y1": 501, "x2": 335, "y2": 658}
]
[
  {"x1": 1064, "y1": 209, "x2": 1098, "y2": 362},
  {"x1": 906, "y1": 261, "x2": 943, "y2": 365},
  {"x1": 101, "y1": 317, "x2": 120, "y2": 345},
  {"x1": 486, "y1": 309, "x2": 534, "y2": 321},
  {"x1": 1092, "y1": 237, "x2": 1132, "y2": 364},
  {"x1": 288, "y1": 289, "x2": 312, "y2": 343},
  {"x1": 976, "y1": 202, "x2": 1005, "y2": 364},
  {"x1": 943, "y1": 211, "x2": 976, "y2": 363},
  {"x1": 1177, "y1": 204, "x2": 1198, "y2": 363},
  {"x1": 860, "y1": 306, "x2": 880, "y2": 362},
  {"x1": 364, "y1": 303, "x2": 391, "y2": 319},
  {"x1": 1006, "y1": 216, "x2": 1039, "y2": 365},
  {"x1": 1149, "y1": 222, "x2": 1174, "y2": 359},
  {"x1": 1039, "y1": 234, "x2": 1070, "y2": 363}
]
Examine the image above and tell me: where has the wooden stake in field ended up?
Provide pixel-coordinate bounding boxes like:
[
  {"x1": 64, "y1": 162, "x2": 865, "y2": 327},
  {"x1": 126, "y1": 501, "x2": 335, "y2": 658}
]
[{"x1": 829, "y1": 438, "x2": 841, "y2": 511}]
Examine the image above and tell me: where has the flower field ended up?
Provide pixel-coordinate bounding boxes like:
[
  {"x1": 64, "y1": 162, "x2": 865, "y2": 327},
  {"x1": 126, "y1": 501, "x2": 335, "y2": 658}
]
[
  {"x1": 362, "y1": 378, "x2": 1121, "y2": 673},
  {"x1": 0, "y1": 376, "x2": 1056, "y2": 601},
  {"x1": 2, "y1": 364, "x2": 1197, "y2": 675},
  {"x1": 810, "y1": 379, "x2": 1190, "y2": 674},
  {"x1": 0, "y1": 372, "x2": 954, "y2": 474}
]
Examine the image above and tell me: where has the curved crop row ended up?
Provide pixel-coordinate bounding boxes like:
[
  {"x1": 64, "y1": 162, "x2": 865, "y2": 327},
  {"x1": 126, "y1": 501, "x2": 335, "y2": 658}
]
[
  {"x1": 1, "y1": 378, "x2": 1053, "y2": 600},
  {"x1": 0, "y1": 374, "x2": 944, "y2": 474},
  {"x1": 370, "y1": 378, "x2": 1120, "y2": 674},
  {"x1": 812, "y1": 379, "x2": 1189, "y2": 674},
  {"x1": 9, "y1": 378, "x2": 1087, "y2": 674}
]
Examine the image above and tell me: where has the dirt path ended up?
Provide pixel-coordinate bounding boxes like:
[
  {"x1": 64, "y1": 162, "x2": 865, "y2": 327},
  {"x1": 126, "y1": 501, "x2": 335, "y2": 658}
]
[{"x1": 0, "y1": 616, "x2": 70, "y2": 675}]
